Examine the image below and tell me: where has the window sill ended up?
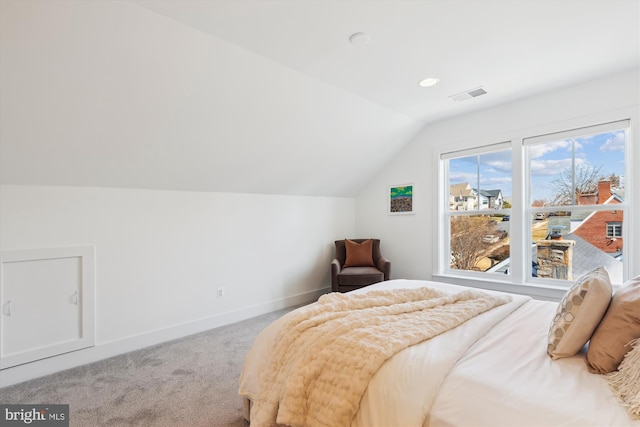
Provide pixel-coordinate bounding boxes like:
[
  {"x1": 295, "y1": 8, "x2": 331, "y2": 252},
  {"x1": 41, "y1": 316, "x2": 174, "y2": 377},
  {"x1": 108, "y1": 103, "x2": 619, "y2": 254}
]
[{"x1": 430, "y1": 273, "x2": 569, "y2": 302}]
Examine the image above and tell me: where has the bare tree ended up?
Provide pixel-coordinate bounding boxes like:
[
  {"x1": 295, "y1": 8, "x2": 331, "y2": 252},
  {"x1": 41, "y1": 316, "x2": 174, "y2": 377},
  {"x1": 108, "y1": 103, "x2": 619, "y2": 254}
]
[
  {"x1": 550, "y1": 164, "x2": 602, "y2": 205},
  {"x1": 488, "y1": 245, "x2": 510, "y2": 265},
  {"x1": 605, "y1": 172, "x2": 621, "y2": 188},
  {"x1": 450, "y1": 217, "x2": 493, "y2": 271}
]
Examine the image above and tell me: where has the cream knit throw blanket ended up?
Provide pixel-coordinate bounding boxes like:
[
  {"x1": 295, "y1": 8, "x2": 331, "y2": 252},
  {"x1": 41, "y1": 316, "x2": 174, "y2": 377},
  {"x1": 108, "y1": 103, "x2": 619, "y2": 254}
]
[
  {"x1": 607, "y1": 338, "x2": 640, "y2": 419},
  {"x1": 250, "y1": 287, "x2": 511, "y2": 427}
]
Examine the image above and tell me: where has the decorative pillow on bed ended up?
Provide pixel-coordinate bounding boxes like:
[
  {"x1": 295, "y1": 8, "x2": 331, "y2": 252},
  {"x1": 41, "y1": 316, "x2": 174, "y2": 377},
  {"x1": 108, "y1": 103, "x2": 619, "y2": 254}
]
[
  {"x1": 343, "y1": 239, "x2": 375, "y2": 268},
  {"x1": 586, "y1": 275, "x2": 640, "y2": 374},
  {"x1": 606, "y1": 338, "x2": 640, "y2": 419},
  {"x1": 547, "y1": 267, "x2": 612, "y2": 360}
]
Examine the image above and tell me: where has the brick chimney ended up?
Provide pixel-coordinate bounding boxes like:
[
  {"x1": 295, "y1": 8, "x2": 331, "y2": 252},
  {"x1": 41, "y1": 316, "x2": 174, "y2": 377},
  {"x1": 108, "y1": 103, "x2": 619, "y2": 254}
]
[{"x1": 598, "y1": 180, "x2": 611, "y2": 204}]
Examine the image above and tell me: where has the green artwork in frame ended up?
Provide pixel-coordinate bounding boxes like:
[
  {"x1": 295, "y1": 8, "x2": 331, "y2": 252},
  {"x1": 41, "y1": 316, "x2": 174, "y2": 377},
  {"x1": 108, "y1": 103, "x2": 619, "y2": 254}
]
[{"x1": 389, "y1": 184, "x2": 414, "y2": 214}]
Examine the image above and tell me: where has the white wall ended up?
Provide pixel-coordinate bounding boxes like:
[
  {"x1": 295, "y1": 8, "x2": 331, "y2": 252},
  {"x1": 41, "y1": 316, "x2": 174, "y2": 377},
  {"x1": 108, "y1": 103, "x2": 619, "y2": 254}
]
[
  {"x1": 0, "y1": 185, "x2": 354, "y2": 386},
  {"x1": 0, "y1": 0, "x2": 421, "y2": 197},
  {"x1": 356, "y1": 68, "x2": 640, "y2": 288}
]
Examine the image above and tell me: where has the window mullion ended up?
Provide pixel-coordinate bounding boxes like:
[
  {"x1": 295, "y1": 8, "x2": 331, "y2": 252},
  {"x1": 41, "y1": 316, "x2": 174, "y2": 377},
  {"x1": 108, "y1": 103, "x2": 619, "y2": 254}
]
[{"x1": 511, "y1": 138, "x2": 526, "y2": 285}]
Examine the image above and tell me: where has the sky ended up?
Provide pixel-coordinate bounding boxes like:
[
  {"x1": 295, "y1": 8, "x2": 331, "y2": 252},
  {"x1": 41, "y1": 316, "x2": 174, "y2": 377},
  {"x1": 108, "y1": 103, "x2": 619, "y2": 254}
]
[{"x1": 449, "y1": 129, "x2": 626, "y2": 203}]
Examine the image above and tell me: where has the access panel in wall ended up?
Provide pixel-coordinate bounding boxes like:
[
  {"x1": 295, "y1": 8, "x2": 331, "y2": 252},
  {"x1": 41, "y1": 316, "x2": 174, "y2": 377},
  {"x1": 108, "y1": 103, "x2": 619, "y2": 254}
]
[{"x1": 1, "y1": 246, "x2": 95, "y2": 369}]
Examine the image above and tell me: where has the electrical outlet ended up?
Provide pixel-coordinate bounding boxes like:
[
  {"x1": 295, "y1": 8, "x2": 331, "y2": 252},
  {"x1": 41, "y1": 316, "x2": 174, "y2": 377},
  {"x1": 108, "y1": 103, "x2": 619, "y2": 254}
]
[{"x1": 217, "y1": 287, "x2": 225, "y2": 298}]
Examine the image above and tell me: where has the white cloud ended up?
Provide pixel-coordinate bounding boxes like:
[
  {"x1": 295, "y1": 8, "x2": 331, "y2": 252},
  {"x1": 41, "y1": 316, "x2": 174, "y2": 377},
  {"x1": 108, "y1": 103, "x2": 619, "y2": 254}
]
[
  {"x1": 484, "y1": 160, "x2": 512, "y2": 173},
  {"x1": 481, "y1": 176, "x2": 512, "y2": 187},
  {"x1": 528, "y1": 140, "x2": 571, "y2": 159},
  {"x1": 449, "y1": 172, "x2": 477, "y2": 184},
  {"x1": 530, "y1": 157, "x2": 585, "y2": 176},
  {"x1": 600, "y1": 132, "x2": 625, "y2": 152},
  {"x1": 450, "y1": 172, "x2": 511, "y2": 194}
]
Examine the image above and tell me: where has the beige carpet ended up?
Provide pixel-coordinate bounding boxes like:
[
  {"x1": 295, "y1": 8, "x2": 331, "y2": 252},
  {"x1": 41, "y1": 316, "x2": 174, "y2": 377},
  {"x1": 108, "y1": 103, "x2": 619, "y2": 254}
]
[{"x1": 0, "y1": 307, "x2": 296, "y2": 427}]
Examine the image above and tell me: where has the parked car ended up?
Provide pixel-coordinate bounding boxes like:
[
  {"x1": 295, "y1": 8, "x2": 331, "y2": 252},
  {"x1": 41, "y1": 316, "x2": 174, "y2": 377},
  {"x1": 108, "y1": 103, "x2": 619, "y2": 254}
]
[
  {"x1": 534, "y1": 213, "x2": 546, "y2": 220},
  {"x1": 502, "y1": 215, "x2": 510, "y2": 221},
  {"x1": 482, "y1": 234, "x2": 499, "y2": 244}
]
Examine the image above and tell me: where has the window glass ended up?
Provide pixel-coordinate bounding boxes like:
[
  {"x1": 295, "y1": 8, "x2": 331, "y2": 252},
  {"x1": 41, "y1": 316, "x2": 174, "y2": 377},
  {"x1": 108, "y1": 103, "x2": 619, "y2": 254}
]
[
  {"x1": 607, "y1": 222, "x2": 622, "y2": 238},
  {"x1": 526, "y1": 126, "x2": 626, "y2": 283},
  {"x1": 447, "y1": 148, "x2": 511, "y2": 274},
  {"x1": 527, "y1": 209, "x2": 624, "y2": 283},
  {"x1": 441, "y1": 121, "x2": 629, "y2": 286},
  {"x1": 449, "y1": 151, "x2": 511, "y2": 211},
  {"x1": 449, "y1": 215, "x2": 510, "y2": 273},
  {"x1": 529, "y1": 129, "x2": 625, "y2": 206}
]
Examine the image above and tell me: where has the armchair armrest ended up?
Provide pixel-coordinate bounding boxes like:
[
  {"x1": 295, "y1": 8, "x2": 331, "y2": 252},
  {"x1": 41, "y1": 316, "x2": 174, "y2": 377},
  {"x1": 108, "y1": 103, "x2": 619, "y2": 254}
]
[
  {"x1": 377, "y1": 257, "x2": 391, "y2": 281},
  {"x1": 331, "y1": 259, "x2": 341, "y2": 292}
]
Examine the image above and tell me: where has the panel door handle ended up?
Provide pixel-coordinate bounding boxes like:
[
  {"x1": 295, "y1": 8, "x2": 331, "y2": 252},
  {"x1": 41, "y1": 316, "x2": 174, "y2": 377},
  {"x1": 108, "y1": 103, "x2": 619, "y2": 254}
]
[
  {"x1": 3, "y1": 300, "x2": 11, "y2": 316},
  {"x1": 71, "y1": 291, "x2": 78, "y2": 305}
]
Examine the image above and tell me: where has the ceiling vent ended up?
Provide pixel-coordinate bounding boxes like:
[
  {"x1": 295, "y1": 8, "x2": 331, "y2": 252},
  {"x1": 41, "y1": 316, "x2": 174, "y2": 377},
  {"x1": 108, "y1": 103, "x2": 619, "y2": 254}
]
[{"x1": 449, "y1": 87, "x2": 487, "y2": 102}]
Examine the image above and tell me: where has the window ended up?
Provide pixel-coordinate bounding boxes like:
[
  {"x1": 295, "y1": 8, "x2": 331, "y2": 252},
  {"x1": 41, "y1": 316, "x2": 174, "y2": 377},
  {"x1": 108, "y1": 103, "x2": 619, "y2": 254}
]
[
  {"x1": 525, "y1": 120, "x2": 628, "y2": 284},
  {"x1": 440, "y1": 119, "x2": 630, "y2": 286},
  {"x1": 444, "y1": 143, "x2": 512, "y2": 274},
  {"x1": 607, "y1": 222, "x2": 622, "y2": 238}
]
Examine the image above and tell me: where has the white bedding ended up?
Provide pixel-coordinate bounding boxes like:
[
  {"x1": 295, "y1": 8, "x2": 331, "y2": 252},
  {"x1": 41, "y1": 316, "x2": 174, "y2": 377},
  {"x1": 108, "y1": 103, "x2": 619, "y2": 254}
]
[
  {"x1": 429, "y1": 294, "x2": 640, "y2": 427},
  {"x1": 239, "y1": 279, "x2": 640, "y2": 427}
]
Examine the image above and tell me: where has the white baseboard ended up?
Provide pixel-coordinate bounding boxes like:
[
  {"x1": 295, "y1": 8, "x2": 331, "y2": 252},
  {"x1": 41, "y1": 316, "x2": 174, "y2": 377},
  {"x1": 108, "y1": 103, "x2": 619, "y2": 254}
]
[{"x1": 0, "y1": 287, "x2": 329, "y2": 388}]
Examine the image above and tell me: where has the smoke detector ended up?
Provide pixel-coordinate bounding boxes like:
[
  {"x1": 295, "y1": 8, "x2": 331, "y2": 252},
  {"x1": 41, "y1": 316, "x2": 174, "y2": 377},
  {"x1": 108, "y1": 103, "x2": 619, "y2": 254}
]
[{"x1": 449, "y1": 87, "x2": 488, "y2": 102}]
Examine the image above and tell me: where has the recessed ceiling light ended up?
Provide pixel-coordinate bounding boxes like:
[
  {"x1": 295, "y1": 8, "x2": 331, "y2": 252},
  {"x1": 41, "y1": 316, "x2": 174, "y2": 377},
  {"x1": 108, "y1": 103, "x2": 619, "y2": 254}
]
[
  {"x1": 349, "y1": 32, "x2": 370, "y2": 46},
  {"x1": 419, "y1": 77, "x2": 440, "y2": 88}
]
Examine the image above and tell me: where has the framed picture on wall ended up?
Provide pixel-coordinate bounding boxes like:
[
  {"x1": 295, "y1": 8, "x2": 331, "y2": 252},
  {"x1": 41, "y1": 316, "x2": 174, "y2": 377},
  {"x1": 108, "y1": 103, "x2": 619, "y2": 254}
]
[{"x1": 389, "y1": 184, "x2": 414, "y2": 215}]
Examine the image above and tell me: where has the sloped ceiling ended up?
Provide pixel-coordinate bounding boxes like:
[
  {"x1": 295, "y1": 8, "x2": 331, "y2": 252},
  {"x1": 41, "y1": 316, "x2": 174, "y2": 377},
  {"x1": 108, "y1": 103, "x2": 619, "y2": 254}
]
[
  {"x1": 133, "y1": 0, "x2": 640, "y2": 123},
  {"x1": 1, "y1": 1, "x2": 638, "y2": 197}
]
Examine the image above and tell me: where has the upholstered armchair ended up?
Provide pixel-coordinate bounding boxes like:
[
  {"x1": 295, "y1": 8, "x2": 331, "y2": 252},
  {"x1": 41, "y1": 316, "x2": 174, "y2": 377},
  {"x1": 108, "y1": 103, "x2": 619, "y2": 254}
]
[{"x1": 331, "y1": 239, "x2": 391, "y2": 293}]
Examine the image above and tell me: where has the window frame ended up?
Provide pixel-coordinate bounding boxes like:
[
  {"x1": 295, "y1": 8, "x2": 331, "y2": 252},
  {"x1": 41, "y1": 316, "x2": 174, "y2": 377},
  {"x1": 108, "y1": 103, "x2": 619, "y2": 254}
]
[
  {"x1": 437, "y1": 119, "x2": 632, "y2": 290},
  {"x1": 606, "y1": 222, "x2": 623, "y2": 238},
  {"x1": 524, "y1": 120, "x2": 629, "y2": 286},
  {"x1": 441, "y1": 142, "x2": 513, "y2": 278}
]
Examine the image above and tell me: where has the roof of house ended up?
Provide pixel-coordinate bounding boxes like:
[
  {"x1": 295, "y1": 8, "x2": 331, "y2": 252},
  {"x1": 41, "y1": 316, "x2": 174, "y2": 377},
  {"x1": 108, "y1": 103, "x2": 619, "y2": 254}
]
[
  {"x1": 473, "y1": 188, "x2": 502, "y2": 198},
  {"x1": 559, "y1": 233, "x2": 623, "y2": 283},
  {"x1": 572, "y1": 194, "x2": 624, "y2": 232},
  {"x1": 612, "y1": 188, "x2": 625, "y2": 199},
  {"x1": 450, "y1": 183, "x2": 475, "y2": 198},
  {"x1": 488, "y1": 233, "x2": 623, "y2": 283}
]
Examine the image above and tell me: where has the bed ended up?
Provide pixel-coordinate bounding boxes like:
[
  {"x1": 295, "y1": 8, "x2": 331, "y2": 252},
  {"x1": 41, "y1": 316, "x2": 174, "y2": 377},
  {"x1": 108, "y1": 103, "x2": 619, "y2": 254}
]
[{"x1": 238, "y1": 278, "x2": 640, "y2": 427}]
